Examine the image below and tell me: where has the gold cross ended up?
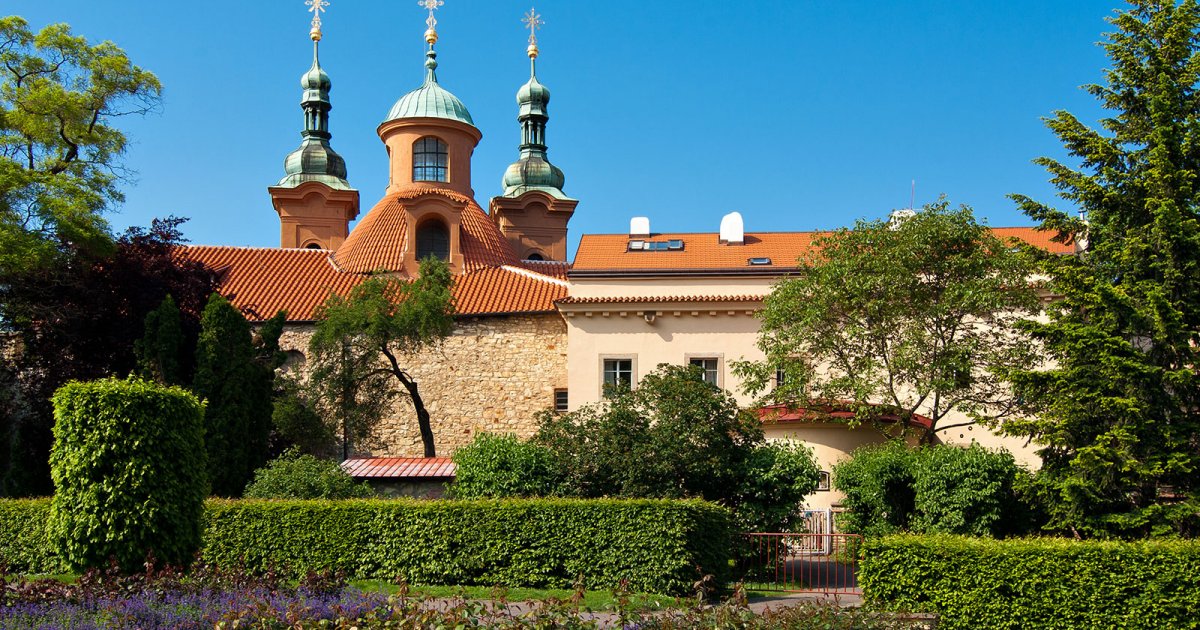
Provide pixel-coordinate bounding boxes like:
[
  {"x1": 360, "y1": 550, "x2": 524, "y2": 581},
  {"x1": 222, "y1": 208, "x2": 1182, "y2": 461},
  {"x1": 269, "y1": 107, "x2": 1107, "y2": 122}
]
[
  {"x1": 306, "y1": 0, "x2": 328, "y2": 28},
  {"x1": 421, "y1": 0, "x2": 445, "y2": 31},
  {"x1": 522, "y1": 7, "x2": 544, "y2": 46}
]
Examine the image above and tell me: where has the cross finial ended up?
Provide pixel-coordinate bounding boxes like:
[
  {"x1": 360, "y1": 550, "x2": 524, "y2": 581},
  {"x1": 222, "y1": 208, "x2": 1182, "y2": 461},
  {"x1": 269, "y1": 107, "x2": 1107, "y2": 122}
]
[
  {"x1": 421, "y1": 0, "x2": 445, "y2": 46},
  {"x1": 522, "y1": 7, "x2": 543, "y2": 59},
  {"x1": 306, "y1": 0, "x2": 329, "y2": 41}
]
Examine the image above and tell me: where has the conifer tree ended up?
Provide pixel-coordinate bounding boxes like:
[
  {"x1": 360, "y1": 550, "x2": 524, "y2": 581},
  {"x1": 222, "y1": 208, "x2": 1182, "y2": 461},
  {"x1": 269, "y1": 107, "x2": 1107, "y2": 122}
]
[
  {"x1": 134, "y1": 295, "x2": 185, "y2": 385},
  {"x1": 1007, "y1": 0, "x2": 1200, "y2": 537},
  {"x1": 193, "y1": 294, "x2": 272, "y2": 496}
]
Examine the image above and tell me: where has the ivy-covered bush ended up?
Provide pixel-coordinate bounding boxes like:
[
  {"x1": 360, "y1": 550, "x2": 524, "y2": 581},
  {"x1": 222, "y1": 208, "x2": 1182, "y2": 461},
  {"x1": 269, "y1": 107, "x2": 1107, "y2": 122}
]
[
  {"x1": 243, "y1": 449, "x2": 372, "y2": 500},
  {"x1": 451, "y1": 433, "x2": 561, "y2": 498},
  {"x1": 834, "y1": 442, "x2": 1031, "y2": 537},
  {"x1": 862, "y1": 534, "x2": 1200, "y2": 629},
  {"x1": 47, "y1": 378, "x2": 207, "y2": 572}
]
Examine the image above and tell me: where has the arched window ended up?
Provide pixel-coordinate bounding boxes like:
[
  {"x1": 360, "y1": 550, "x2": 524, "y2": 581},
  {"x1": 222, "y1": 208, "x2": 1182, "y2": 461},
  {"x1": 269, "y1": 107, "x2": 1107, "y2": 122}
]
[
  {"x1": 304, "y1": 242, "x2": 323, "y2": 250},
  {"x1": 416, "y1": 220, "x2": 450, "y2": 261},
  {"x1": 525, "y1": 251, "x2": 545, "y2": 261},
  {"x1": 413, "y1": 136, "x2": 448, "y2": 182}
]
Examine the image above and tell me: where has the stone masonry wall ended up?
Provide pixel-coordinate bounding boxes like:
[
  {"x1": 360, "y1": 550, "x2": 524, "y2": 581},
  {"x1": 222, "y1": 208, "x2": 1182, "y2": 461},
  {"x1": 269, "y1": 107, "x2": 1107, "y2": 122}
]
[{"x1": 277, "y1": 313, "x2": 567, "y2": 457}]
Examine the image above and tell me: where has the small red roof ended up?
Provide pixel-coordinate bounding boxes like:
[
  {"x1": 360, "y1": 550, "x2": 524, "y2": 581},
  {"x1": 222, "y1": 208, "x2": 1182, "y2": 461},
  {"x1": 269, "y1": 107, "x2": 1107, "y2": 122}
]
[
  {"x1": 341, "y1": 457, "x2": 456, "y2": 479},
  {"x1": 758, "y1": 403, "x2": 934, "y2": 430},
  {"x1": 556, "y1": 294, "x2": 762, "y2": 305}
]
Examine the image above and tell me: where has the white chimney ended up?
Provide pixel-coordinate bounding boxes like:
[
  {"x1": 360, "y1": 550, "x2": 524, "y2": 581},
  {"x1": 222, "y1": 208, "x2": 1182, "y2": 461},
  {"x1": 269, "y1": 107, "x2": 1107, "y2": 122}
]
[
  {"x1": 629, "y1": 216, "x2": 650, "y2": 238},
  {"x1": 719, "y1": 211, "x2": 744, "y2": 245}
]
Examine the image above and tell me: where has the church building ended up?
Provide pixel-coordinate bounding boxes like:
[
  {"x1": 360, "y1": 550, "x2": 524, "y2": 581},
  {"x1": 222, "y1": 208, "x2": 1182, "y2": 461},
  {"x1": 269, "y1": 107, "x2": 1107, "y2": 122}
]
[{"x1": 180, "y1": 4, "x2": 1069, "y2": 506}]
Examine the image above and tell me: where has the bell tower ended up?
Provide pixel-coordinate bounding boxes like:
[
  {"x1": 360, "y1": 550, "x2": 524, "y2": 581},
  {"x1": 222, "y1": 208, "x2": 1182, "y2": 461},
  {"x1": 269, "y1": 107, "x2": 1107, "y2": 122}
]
[
  {"x1": 489, "y1": 9, "x2": 577, "y2": 262},
  {"x1": 268, "y1": 0, "x2": 359, "y2": 250}
]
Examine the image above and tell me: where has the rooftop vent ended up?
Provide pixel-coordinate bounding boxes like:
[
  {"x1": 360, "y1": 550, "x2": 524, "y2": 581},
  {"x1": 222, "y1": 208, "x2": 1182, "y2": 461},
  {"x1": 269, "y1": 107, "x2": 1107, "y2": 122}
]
[
  {"x1": 630, "y1": 216, "x2": 650, "y2": 238},
  {"x1": 719, "y1": 212, "x2": 744, "y2": 245},
  {"x1": 748, "y1": 257, "x2": 772, "y2": 266}
]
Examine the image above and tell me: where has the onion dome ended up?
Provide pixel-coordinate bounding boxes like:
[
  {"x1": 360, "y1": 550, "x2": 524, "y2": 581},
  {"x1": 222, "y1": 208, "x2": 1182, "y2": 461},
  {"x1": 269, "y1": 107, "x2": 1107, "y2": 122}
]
[
  {"x1": 500, "y1": 42, "x2": 569, "y2": 199},
  {"x1": 384, "y1": 50, "x2": 475, "y2": 126},
  {"x1": 278, "y1": 35, "x2": 351, "y2": 190}
]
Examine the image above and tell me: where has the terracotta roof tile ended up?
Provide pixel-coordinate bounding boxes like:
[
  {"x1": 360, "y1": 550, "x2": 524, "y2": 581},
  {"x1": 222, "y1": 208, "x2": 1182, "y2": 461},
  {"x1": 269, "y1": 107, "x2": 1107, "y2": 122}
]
[
  {"x1": 454, "y1": 266, "x2": 566, "y2": 314},
  {"x1": 514, "y1": 259, "x2": 570, "y2": 280},
  {"x1": 176, "y1": 246, "x2": 363, "y2": 321},
  {"x1": 179, "y1": 247, "x2": 565, "y2": 322},
  {"x1": 340, "y1": 457, "x2": 455, "y2": 479},
  {"x1": 572, "y1": 227, "x2": 1075, "y2": 273},
  {"x1": 333, "y1": 186, "x2": 517, "y2": 273},
  {"x1": 557, "y1": 294, "x2": 761, "y2": 305},
  {"x1": 758, "y1": 403, "x2": 934, "y2": 430}
]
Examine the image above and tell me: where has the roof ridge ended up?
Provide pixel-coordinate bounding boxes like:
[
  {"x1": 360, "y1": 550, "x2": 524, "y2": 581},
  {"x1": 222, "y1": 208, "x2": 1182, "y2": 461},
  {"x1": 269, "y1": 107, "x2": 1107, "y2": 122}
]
[
  {"x1": 182, "y1": 244, "x2": 333, "y2": 253},
  {"x1": 499, "y1": 264, "x2": 570, "y2": 287}
]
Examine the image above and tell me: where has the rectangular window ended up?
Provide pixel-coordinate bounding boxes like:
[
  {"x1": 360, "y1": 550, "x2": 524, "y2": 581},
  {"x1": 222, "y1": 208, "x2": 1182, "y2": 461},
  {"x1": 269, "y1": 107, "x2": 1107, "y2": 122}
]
[
  {"x1": 602, "y1": 358, "x2": 633, "y2": 394},
  {"x1": 775, "y1": 366, "x2": 787, "y2": 389},
  {"x1": 554, "y1": 389, "x2": 569, "y2": 412},
  {"x1": 689, "y1": 357, "x2": 720, "y2": 386},
  {"x1": 817, "y1": 471, "x2": 831, "y2": 491}
]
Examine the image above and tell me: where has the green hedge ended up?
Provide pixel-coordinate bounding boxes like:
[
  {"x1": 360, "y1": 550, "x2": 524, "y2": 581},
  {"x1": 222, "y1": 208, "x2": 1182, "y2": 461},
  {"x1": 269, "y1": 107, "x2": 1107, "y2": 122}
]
[
  {"x1": 862, "y1": 534, "x2": 1200, "y2": 629},
  {"x1": 0, "y1": 499, "x2": 67, "y2": 574},
  {"x1": 0, "y1": 497, "x2": 731, "y2": 595}
]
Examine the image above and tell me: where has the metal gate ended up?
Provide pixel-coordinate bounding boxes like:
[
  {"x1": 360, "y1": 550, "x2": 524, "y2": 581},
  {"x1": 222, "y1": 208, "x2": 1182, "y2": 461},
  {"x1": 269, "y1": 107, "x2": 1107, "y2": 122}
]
[{"x1": 736, "y1": 531, "x2": 862, "y2": 594}]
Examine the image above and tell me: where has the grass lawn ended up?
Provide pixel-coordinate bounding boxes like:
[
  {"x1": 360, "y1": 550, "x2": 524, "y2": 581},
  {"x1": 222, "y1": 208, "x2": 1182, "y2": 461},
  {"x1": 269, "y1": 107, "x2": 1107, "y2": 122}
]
[{"x1": 352, "y1": 580, "x2": 689, "y2": 611}]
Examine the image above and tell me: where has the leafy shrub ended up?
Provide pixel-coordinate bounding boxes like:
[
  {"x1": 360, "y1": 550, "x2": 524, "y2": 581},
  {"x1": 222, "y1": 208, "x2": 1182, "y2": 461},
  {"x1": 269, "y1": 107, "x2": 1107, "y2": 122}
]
[
  {"x1": 912, "y1": 444, "x2": 1026, "y2": 536},
  {"x1": 734, "y1": 441, "x2": 822, "y2": 532},
  {"x1": 202, "y1": 498, "x2": 731, "y2": 595},
  {"x1": 243, "y1": 450, "x2": 372, "y2": 500},
  {"x1": 451, "y1": 433, "x2": 560, "y2": 498},
  {"x1": 862, "y1": 534, "x2": 1200, "y2": 629},
  {"x1": 47, "y1": 378, "x2": 207, "y2": 572},
  {"x1": 834, "y1": 442, "x2": 1032, "y2": 537},
  {"x1": 832, "y1": 441, "x2": 919, "y2": 537},
  {"x1": 0, "y1": 499, "x2": 67, "y2": 574}
]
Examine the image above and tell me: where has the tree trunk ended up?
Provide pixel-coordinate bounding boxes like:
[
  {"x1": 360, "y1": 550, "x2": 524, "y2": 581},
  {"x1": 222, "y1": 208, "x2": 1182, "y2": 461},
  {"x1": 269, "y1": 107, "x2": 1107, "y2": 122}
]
[{"x1": 380, "y1": 346, "x2": 436, "y2": 457}]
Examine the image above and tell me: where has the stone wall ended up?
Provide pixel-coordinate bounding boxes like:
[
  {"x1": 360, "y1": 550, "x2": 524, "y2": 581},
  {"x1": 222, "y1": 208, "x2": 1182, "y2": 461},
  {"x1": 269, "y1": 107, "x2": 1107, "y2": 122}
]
[{"x1": 278, "y1": 312, "x2": 567, "y2": 457}]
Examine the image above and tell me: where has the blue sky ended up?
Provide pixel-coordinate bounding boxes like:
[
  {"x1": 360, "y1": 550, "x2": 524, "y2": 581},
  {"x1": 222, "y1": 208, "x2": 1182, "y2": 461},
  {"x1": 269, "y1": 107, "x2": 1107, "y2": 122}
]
[{"x1": 7, "y1": 1, "x2": 1117, "y2": 257}]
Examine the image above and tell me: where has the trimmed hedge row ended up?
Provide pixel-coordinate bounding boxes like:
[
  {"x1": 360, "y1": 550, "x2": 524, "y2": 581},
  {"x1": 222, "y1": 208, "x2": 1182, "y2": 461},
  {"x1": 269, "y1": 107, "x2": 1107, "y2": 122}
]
[
  {"x1": 0, "y1": 498, "x2": 731, "y2": 595},
  {"x1": 862, "y1": 534, "x2": 1200, "y2": 629}
]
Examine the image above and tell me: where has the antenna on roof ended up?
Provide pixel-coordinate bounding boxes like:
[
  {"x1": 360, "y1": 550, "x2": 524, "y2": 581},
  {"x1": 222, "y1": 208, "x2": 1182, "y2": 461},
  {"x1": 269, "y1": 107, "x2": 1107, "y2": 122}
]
[{"x1": 910, "y1": 179, "x2": 916, "y2": 211}]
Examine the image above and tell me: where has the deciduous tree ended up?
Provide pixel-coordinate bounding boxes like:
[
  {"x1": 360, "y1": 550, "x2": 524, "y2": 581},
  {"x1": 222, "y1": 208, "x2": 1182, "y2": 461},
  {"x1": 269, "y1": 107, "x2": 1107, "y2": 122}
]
[
  {"x1": 308, "y1": 257, "x2": 455, "y2": 458},
  {"x1": 735, "y1": 202, "x2": 1038, "y2": 443},
  {"x1": 1005, "y1": 0, "x2": 1200, "y2": 537}
]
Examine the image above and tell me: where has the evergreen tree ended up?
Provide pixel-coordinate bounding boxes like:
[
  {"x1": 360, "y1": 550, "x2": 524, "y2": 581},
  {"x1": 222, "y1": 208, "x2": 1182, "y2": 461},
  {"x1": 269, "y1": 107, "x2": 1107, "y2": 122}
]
[
  {"x1": 134, "y1": 295, "x2": 185, "y2": 385},
  {"x1": 193, "y1": 294, "x2": 272, "y2": 496},
  {"x1": 1006, "y1": 0, "x2": 1200, "y2": 537}
]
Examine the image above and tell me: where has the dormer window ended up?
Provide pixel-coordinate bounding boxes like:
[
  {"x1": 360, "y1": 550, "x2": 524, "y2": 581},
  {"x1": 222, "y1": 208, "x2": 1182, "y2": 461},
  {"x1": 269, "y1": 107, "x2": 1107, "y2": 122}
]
[
  {"x1": 413, "y1": 136, "x2": 448, "y2": 182},
  {"x1": 416, "y1": 220, "x2": 450, "y2": 261}
]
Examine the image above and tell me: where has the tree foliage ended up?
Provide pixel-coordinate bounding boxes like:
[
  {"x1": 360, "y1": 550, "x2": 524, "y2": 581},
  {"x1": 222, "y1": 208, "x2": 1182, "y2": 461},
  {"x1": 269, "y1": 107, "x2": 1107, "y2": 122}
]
[
  {"x1": 47, "y1": 378, "x2": 207, "y2": 572},
  {"x1": 193, "y1": 294, "x2": 273, "y2": 496},
  {"x1": 134, "y1": 295, "x2": 186, "y2": 386},
  {"x1": 1005, "y1": 0, "x2": 1200, "y2": 537},
  {"x1": 0, "y1": 16, "x2": 161, "y2": 273},
  {"x1": 308, "y1": 258, "x2": 455, "y2": 458},
  {"x1": 735, "y1": 202, "x2": 1038, "y2": 442},
  {"x1": 1, "y1": 218, "x2": 215, "y2": 496},
  {"x1": 535, "y1": 364, "x2": 819, "y2": 531}
]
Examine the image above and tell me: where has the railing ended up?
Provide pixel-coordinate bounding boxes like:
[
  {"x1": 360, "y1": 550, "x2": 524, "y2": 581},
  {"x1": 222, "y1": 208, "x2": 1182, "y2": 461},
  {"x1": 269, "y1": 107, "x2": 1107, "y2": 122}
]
[{"x1": 736, "y1": 532, "x2": 863, "y2": 594}]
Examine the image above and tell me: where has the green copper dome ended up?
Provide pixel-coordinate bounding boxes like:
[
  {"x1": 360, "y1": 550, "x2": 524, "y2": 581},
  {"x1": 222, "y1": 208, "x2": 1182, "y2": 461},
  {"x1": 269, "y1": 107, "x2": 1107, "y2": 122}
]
[
  {"x1": 277, "y1": 44, "x2": 351, "y2": 190},
  {"x1": 501, "y1": 58, "x2": 570, "y2": 199},
  {"x1": 385, "y1": 51, "x2": 474, "y2": 126}
]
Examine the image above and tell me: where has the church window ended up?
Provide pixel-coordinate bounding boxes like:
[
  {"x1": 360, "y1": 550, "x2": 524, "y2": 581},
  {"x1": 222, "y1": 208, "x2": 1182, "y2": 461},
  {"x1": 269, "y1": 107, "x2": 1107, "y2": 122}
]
[
  {"x1": 413, "y1": 136, "x2": 448, "y2": 182},
  {"x1": 526, "y1": 251, "x2": 545, "y2": 261},
  {"x1": 304, "y1": 242, "x2": 323, "y2": 250},
  {"x1": 416, "y1": 220, "x2": 450, "y2": 261},
  {"x1": 554, "y1": 388, "x2": 568, "y2": 412}
]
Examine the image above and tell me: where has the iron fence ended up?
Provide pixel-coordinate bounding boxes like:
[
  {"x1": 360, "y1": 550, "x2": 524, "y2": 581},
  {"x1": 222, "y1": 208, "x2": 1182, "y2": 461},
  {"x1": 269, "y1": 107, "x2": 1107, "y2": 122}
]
[{"x1": 736, "y1": 532, "x2": 863, "y2": 594}]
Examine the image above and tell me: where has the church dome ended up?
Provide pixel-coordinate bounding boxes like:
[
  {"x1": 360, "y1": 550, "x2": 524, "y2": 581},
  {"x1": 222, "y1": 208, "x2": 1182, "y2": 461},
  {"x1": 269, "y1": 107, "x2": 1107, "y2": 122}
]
[
  {"x1": 517, "y1": 76, "x2": 550, "y2": 107},
  {"x1": 384, "y1": 51, "x2": 474, "y2": 126},
  {"x1": 301, "y1": 60, "x2": 331, "y2": 92},
  {"x1": 502, "y1": 155, "x2": 564, "y2": 194}
]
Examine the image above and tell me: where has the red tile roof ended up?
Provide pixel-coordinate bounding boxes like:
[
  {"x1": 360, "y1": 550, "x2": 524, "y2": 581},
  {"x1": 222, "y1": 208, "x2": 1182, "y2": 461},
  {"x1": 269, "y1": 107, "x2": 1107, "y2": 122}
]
[
  {"x1": 333, "y1": 186, "x2": 517, "y2": 273},
  {"x1": 556, "y1": 294, "x2": 762, "y2": 305},
  {"x1": 571, "y1": 227, "x2": 1075, "y2": 273},
  {"x1": 176, "y1": 246, "x2": 363, "y2": 321},
  {"x1": 178, "y1": 247, "x2": 565, "y2": 322},
  {"x1": 341, "y1": 457, "x2": 455, "y2": 479},
  {"x1": 758, "y1": 403, "x2": 934, "y2": 430}
]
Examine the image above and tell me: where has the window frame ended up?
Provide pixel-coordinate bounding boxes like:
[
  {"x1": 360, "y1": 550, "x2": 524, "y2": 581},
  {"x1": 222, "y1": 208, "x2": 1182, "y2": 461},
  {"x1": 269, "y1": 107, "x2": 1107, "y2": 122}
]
[
  {"x1": 412, "y1": 136, "x2": 449, "y2": 182},
  {"x1": 415, "y1": 219, "x2": 451, "y2": 261},
  {"x1": 553, "y1": 388, "x2": 569, "y2": 413},
  {"x1": 685, "y1": 353, "x2": 723, "y2": 388},
  {"x1": 599, "y1": 355, "x2": 637, "y2": 397}
]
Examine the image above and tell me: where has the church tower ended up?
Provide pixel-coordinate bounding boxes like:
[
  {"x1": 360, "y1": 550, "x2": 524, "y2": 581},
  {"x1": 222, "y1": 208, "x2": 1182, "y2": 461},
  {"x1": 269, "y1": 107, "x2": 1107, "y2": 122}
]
[
  {"x1": 489, "y1": 10, "x2": 577, "y2": 262},
  {"x1": 268, "y1": 1, "x2": 359, "y2": 250}
]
